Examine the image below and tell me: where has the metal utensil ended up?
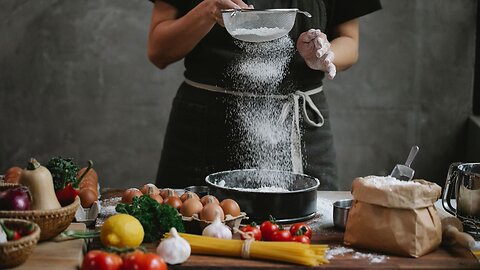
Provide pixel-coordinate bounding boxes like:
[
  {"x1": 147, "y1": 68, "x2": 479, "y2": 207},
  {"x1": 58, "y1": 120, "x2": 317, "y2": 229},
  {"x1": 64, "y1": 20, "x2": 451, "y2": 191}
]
[
  {"x1": 333, "y1": 199, "x2": 352, "y2": 230},
  {"x1": 390, "y1": 145, "x2": 420, "y2": 181},
  {"x1": 221, "y1": 9, "x2": 312, "y2": 43}
]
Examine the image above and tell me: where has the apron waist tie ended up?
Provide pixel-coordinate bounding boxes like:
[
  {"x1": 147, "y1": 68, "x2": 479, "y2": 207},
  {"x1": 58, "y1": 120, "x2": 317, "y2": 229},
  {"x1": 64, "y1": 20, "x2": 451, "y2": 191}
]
[{"x1": 184, "y1": 79, "x2": 325, "y2": 173}]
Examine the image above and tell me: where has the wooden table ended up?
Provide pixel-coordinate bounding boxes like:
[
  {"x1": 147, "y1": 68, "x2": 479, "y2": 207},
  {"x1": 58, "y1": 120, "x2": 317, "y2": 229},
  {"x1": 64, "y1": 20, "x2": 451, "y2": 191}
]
[
  {"x1": 10, "y1": 191, "x2": 480, "y2": 269},
  {"x1": 12, "y1": 223, "x2": 86, "y2": 270},
  {"x1": 160, "y1": 191, "x2": 480, "y2": 269}
]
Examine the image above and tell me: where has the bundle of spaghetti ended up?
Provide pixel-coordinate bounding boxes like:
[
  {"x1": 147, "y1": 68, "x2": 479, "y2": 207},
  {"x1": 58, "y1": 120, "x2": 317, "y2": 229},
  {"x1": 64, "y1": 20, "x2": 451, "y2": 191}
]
[{"x1": 164, "y1": 232, "x2": 329, "y2": 266}]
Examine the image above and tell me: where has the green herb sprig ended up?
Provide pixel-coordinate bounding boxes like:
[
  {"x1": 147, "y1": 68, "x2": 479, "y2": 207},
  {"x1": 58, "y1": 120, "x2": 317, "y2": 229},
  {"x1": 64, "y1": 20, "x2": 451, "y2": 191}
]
[
  {"x1": 115, "y1": 195, "x2": 184, "y2": 242},
  {"x1": 46, "y1": 156, "x2": 80, "y2": 190}
]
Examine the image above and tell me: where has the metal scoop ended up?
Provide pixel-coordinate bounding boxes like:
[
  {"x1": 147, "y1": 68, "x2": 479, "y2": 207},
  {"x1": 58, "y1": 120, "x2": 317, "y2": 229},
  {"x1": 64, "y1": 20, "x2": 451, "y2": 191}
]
[{"x1": 390, "y1": 145, "x2": 420, "y2": 181}]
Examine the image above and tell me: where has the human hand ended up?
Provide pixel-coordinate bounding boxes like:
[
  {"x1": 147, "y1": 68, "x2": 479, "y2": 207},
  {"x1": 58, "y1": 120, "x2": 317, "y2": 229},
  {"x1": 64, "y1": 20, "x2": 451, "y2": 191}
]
[
  {"x1": 206, "y1": 0, "x2": 253, "y2": 27},
  {"x1": 297, "y1": 29, "x2": 336, "y2": 79}
]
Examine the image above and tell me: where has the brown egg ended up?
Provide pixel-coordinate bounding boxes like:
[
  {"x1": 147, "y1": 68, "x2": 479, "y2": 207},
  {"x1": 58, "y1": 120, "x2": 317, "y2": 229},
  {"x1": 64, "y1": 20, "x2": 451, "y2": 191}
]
[
  {"x1": 81, "y1": 186, "x2": 99, "y2": 198},
  {"x1": 180, "y1": 198, "x2": 203, "y2": 217},
  {"x1": 149, "y1": 193, "x2": 163, "y2": 204},
  {"x1": 180, "y1": 191, "x2": 200, "y2": 202},
  {"x1": 79, "y1": 188, "x2": 97, "y2": 208},
  {"x1": 220, "y1": 199, "x2": 241, "y2": 217},
  {"x1": 122, "y1": 188, "x2": 143, "y2": 204},
  {"x1": 163, "y1": 196, "x2": 182, "y2": 210},
  {"x1": 200, "y1": 203, "x2": 224, "y2": 222},
  {"x1": 160, "y1": 188, "x2": 179, "y2": 199},
  {"x1": 80, "y1": 178, "x2": 97, "y2": 190},
  {"x1": 140, "y1": 183, "x2": 160, "y2": 195},
  {"x1": 200, "y1": 195, "x2": 219, "y2": 206},
  {"x1": 78, "y1": 167, "x2": 98, "y2": 183}
]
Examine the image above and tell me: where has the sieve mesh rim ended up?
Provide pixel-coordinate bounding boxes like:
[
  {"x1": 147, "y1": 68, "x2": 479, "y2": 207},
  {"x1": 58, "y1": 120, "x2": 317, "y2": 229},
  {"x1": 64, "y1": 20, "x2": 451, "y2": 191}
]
[{"x1": 221, "y1": 8, "x2": 300, "y2": 15}]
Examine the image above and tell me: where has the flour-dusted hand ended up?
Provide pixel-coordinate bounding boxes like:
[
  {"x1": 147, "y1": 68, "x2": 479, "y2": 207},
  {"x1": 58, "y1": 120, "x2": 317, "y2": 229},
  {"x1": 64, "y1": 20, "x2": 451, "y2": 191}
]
[
  {"x1": 207, "y1": 0, "x2": 253, "y2": 27},
  {"x1": 297, "y1": 29, "x2": 336, "y2": 79}
]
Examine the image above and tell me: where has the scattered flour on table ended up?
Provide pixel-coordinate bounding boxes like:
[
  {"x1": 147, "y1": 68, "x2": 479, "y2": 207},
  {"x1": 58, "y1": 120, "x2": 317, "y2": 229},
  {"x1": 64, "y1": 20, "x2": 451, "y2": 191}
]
[
  {"x1": 98, "y1": 197, "x2": 121, "y2": 218},
  {"x1": 95, "y1": 197, "x2": 121, "y2": 228},
  {"x1": 314, "y1": 197, "x2": 334, "y2": 227},
  {"x1": 326, "y1": 246, "x2": 389, "y2": 264}
]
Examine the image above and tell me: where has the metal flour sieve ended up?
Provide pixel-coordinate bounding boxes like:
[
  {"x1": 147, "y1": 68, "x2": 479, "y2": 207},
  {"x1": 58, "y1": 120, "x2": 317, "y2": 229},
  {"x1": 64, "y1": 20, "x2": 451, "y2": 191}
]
[{"x1": 221, "y1": 9, "x2": 312, "y2": 42}]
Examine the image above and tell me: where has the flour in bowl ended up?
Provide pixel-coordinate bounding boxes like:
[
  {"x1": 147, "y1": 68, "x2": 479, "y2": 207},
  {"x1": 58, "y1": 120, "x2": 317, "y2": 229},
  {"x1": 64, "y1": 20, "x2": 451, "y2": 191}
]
[
  {"x1": 231, "y1": 27, "x2": 286, "y2": 37},
  {"x1": 217, "y1": 179, "x2": 289, "y2": 192}
]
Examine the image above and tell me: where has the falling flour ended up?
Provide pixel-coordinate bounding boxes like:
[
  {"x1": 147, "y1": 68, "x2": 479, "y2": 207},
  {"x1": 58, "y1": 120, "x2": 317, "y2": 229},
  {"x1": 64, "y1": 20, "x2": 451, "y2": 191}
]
[{"x1": 226, "y1": 36, "x2": 297, "y2": 183}]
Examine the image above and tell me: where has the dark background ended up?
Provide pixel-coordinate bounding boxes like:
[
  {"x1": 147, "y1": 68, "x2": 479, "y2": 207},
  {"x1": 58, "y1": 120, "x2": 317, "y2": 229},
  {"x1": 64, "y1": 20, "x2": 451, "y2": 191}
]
[{"x1": 0, "y1": 0, "x2": 478, "y2": 190}]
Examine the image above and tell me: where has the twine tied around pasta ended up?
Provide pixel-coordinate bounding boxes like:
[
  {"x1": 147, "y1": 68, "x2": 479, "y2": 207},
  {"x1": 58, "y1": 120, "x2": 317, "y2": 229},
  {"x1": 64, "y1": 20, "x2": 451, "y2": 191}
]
[{"x1": 234, "y1": 228, "x2": 256, "y2": 259}]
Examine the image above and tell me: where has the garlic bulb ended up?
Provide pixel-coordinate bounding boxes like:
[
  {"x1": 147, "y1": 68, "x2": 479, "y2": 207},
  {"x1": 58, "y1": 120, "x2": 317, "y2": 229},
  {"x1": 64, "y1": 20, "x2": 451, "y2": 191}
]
[
  {"x1": 0, "y1": 226, "x2": 7, "y2": 244},
  {"x1": 156, "y1": 227, "x2": 191, "y2": 265},
  {"x1": 202, "y1": 210, "x2": 232, "y2": 239}
]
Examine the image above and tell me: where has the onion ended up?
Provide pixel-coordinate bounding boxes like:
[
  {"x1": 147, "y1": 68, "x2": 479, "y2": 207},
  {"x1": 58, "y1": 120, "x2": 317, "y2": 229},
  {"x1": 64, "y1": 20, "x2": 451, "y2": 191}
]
[{"x1": 0, "y1": 186, "x2": 31, "y2": 210}]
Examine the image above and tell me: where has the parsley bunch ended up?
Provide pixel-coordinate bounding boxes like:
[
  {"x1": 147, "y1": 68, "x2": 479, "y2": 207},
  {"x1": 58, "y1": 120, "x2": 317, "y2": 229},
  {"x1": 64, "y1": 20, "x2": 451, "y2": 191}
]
[
  {"x1": 116, "y1": 195, "x2": 185, "y2": 242},
  {"x1": 45, "y1": 156, "x2": 80, "y2": 190}
]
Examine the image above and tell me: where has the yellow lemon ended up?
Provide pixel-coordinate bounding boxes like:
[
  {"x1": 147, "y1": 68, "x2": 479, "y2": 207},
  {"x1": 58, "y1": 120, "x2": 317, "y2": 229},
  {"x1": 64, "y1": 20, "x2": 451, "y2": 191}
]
[{"x1": 100, "y1": 214, "x2": 144, "y2": 248}]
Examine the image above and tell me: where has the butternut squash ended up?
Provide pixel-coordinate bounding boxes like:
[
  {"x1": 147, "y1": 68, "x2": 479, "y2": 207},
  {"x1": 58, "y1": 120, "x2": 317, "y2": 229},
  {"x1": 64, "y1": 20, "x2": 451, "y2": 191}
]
[{"x1": 19, "y1": 158, "x2": 61, "y2": 210}]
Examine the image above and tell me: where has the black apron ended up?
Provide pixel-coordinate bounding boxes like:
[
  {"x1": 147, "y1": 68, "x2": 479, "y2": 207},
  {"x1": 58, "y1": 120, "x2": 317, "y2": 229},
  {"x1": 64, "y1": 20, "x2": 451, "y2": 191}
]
[{"x1": 156, "y1": 0, "x2": 338, "y2": 191}]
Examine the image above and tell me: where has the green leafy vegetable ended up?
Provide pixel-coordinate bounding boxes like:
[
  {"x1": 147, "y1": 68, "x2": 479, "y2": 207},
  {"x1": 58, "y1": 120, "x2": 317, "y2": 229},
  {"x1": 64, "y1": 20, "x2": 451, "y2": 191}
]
[
  {"x1": 116, "y1": 195, "x2": 184, "y2": 242},
  {"x1": 46, "y1": 156, "x2": 80, "y2": 190}
]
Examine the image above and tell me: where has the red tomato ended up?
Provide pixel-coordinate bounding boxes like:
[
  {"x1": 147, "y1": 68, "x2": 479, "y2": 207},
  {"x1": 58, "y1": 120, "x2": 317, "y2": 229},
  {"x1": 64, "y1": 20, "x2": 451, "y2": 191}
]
[
  {"x1": 122, "y1": 251, "x2": 167, "y2": 270},
  {"x1": 289, "y1": 223, "x2": 312, "y2": 238},
  {"x1": 81, "y1": 250, "x2": 122, "y2": 270},
  {"x1": 292, "y1": 235, "x2": 311, "y2": 244},
  {"x1": 272, "y1": 228, "x2": 292, "y2": 242},
  {"x1": 240, "y1": 222, "x2": 262, "y2": 241},
  {"x1": 260, "y1": 217, "x2": 279, "y2": 241}
]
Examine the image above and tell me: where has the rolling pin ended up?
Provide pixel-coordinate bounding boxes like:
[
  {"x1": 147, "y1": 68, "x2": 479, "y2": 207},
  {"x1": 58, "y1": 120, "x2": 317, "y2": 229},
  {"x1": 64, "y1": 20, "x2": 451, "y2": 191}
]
[{"x1": 441, "y1": 216, "x2": 476, "y2": 249}]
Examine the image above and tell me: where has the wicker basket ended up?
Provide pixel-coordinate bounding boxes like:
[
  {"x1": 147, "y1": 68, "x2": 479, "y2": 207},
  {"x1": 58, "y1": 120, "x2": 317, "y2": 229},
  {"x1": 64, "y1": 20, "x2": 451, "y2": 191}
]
[
  {"x1": 0, "y1": 185, "x2": 80, "y2": 241},
  {"x1": 0, "y1": 218, "x2": 41, "y2": 268}
]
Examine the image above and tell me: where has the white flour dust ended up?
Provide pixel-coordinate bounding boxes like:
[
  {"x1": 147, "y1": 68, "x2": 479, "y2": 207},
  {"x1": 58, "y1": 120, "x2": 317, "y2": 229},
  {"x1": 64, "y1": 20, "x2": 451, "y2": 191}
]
[
  {"x1": 217, "y1": 180, "x2": 289, "y2": 193},
  {"x1": 363, "y1": 176, "x2": 423, "y2": 188},
  {"x1": 226, "y1": 36, "x2": 297, "y2": 180},
  {"x1": 231, "y1": 27, "x2": 287, "y2": 42},
  {"x1": 326, "y1": 246, "x2": 389, "y2": 264},
  {"x1": 231, "y1": 27, "x2": 286, "y2": 37}
]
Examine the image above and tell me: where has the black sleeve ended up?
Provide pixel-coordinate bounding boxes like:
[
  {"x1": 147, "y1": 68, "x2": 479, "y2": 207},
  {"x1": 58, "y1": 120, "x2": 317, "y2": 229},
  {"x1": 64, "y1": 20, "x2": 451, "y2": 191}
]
[
  {"x1": 331, "y1": 0, "x2": 382, "y2": 26},
  {"x1": 148, "y1": 0, "x2": 199, "y2": 17}
]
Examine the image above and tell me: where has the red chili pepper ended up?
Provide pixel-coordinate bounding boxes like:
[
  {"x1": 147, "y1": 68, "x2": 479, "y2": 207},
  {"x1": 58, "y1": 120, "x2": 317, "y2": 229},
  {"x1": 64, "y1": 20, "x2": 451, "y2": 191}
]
[
  {"x1": 1, "y1": 222, "x2": 21, "y2": 241},
  {"x1": 55, "y1": 183, "x2": 79, "y2": 206},
  {"x1": 55, "y1": 160, "x2": 93, "y2": 206}
]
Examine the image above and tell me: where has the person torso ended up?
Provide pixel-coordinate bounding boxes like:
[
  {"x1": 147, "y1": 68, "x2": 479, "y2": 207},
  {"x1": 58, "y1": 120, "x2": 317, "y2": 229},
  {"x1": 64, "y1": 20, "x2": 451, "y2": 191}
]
[{"x1": 181, "y1": 0, "x2": 330, "y2": 92}]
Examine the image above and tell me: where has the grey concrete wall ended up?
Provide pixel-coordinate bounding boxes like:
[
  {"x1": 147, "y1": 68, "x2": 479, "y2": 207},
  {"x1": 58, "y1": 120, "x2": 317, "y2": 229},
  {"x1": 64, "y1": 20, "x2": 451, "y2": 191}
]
[{"x1": 0, "y1": 0, "x2": 477, "y2": 190}]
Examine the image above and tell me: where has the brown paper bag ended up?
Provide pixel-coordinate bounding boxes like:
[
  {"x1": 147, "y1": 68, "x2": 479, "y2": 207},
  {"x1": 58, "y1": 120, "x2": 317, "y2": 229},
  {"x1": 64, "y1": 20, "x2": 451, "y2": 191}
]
[{"x1": 343, "y1": 176, "x2": 442, "y2": 257}]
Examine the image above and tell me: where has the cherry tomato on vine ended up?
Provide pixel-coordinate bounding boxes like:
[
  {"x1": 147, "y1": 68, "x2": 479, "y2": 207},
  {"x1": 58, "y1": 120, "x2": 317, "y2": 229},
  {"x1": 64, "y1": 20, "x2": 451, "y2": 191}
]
[
  {"x1": 272, "y1": 228, "x2": 292, "y2": 242},
  {"x1": 292, "y1": 234, "x2": 311, "y2": 244},
  {"x1": 122, "y1": 251, "x2": 167, "y2": 270},
  {"x1": 240, "y1": 222, "x2": 262, "y2": 241},
  {"x1": 81, "y1": 250, "x2": 123, "y2": 270},
  {"x1": 289, "y1": 223, "x2": 313, "y2": 239},
  {"x1": 260, "y1": 219, "x2": 279, "y2": 241}
]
